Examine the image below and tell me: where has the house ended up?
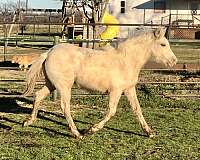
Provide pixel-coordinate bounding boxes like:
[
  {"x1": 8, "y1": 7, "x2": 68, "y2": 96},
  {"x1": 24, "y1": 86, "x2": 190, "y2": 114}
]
[{"x1": 108, "y1": 0, "x2": 200, "y2": 39}]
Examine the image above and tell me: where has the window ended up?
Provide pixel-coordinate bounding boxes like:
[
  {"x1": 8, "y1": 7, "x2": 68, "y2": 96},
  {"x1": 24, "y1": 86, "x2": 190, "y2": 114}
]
[
  {"x1": 121, "y1": 1, "x2": 126, "y2": 14},
  {"x1": 108, "y1": 3, "x2": 113, "y2": 14},
  {"x1": 191, "y1": 2, "x2": 200, "y2": 15},
  {"x1": 154, "y1": 0, "x2": 166, "y2": 13}
]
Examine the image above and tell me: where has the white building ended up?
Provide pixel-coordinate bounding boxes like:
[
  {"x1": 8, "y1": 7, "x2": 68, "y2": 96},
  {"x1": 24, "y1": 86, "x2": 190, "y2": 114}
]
[{"x1": 109, "y1": 0, "x2": 200, "y2": 38}]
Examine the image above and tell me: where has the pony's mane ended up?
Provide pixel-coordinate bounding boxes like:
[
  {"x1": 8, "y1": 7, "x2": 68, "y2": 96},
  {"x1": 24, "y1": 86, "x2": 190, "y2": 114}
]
[
  {"x1": 125, "y1": 29, "x2": 153, "y2": 44},
  {"x1": 82, "y1": 29, "x2": 154, "y2": 56},
  {"x1": 117, "y1": 29, "x2": 154, "y2": 51}
]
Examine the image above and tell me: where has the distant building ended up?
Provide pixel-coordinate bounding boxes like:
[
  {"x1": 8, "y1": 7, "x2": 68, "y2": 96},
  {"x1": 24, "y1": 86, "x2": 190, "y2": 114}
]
[{"x1": 109, "y1": 0, "x2": 200, "y2": 39}]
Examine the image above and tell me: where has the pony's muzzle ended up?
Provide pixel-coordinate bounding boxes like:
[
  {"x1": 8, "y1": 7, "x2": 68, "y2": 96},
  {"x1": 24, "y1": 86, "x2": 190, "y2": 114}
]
[{"x1": 168, "y1": 56, "x2": 177, "y2": 68}]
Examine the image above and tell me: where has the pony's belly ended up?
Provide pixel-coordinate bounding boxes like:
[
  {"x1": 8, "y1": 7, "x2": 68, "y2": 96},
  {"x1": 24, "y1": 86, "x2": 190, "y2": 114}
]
[
  {"x1": 76, "y1": 76, "x2": 109, "y2": 93},
  {"x1": 76, "y1": 77, "x2": 135, "y2": 93}
]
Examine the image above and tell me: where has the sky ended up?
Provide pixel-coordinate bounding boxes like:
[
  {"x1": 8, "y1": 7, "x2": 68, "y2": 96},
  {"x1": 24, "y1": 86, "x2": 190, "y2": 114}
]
[{"x1": 1, "y1": 0, "x2": 62, "y2": 9}]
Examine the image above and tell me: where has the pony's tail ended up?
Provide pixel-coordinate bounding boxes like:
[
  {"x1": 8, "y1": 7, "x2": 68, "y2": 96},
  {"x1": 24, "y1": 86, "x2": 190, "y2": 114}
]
[{"x1": 23, "y1": 51, "x2": 48, "y2": 96}]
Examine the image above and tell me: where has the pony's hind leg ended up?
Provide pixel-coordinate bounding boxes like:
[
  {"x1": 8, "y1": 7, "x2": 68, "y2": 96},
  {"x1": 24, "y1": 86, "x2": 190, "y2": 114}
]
[
  {"x1": 86, "y1": 89, "x2": 122, "y2": 134},
  {"x1": 23, "y1": 82, "x2": 54, "y2": 126},
  {"x1": 59, "y1": 87, "x2": 82, "y2": 139},
  {"x1": 124, "y1": 87, "x2": 154, "y2": 137}
]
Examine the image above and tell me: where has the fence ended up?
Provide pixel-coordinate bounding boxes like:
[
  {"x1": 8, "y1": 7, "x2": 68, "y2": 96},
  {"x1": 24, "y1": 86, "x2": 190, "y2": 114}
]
[
  {"x1": 0, "y1": 22, "x2": 200, "y2": 99},
  {"x1": 161, "y1": 14, "x2": 200, "y2": 39},
  {"x1": 1, "y1": 69, "x2": 200, "y2": 99}
]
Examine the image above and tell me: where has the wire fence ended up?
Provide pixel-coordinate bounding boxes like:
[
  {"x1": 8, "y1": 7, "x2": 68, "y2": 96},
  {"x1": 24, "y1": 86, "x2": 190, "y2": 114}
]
[{"x1": 0, "y1": 22, "x2": 200, "y2": 99}]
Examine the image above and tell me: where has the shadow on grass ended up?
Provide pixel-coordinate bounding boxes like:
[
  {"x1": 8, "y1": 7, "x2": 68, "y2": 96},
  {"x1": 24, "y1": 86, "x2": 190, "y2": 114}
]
[
  {"x1": 0, "y1": 97, "x2": 72, "y2": 137},
  {"x1": 0, "y1": 116, "x2": 71, "y2": 137},
  {"x1": 40, "y1": 111, "x2": 147, "y2": 137},
  {"x1": 0, "y1": 97, "x2": 32, "y2": 114},
  {"x1": 0, "y1": 97, "x2": 147, "y2": 138},
  {"x1": 0, "y1": 122, "x2": 12, "y2": 131},
  {"x1": 37, "y1": 109, "x2": 147, "y2": 137}
]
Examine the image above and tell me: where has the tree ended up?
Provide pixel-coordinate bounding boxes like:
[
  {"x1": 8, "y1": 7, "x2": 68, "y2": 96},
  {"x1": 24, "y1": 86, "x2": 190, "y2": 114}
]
[
  {"x1": 54, "y1": 0, "x2": 109, "y2": 22},
  {"x1": 0, "y1": 0, "x2": 26, "y2": 37},
  {"x1": 0, "y1": 0, "x2": 26, "y2": 15},
  {"x1": 82, "y1": 0, "x2": 109, "y2": 48},
  {"x1": 56, "y1": 0, "x2": 109, "y2": 38}
]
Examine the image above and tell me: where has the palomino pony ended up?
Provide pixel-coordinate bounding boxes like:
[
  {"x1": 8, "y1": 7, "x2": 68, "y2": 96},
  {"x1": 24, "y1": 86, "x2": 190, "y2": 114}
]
[{"x1": 23, "y1": 28, "x2": 177, "y2": 139}]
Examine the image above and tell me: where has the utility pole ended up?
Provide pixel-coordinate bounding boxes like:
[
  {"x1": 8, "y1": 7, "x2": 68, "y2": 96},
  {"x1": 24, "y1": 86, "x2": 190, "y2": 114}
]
[
  {"x1": 18, "y1": 0, "x2": 21, "y2": 10},
  {"x1": 26, "y1": 0, "x2": 28, "y2": 12}
]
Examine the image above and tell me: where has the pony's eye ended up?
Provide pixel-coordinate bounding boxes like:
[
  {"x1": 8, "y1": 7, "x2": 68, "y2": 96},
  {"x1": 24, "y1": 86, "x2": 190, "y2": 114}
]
[{"x1": 161, "y1": 43, "x2": 166, "y2": 47}]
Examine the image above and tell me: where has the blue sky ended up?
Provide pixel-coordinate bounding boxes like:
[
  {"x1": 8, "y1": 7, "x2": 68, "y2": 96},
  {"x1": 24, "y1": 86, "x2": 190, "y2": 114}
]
[
  {"x1": 29, "y1": 0, "x2": 62, "y2": 9},
  {"x1": 1, "y1": 0, "x2": 62, "y2": 9}
]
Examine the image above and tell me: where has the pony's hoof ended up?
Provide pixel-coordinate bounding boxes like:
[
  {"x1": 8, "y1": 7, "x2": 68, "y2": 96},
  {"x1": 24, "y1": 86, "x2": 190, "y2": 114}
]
[
  {"x1": 22, "y1": 119, "x2": 33, "y2": 127},
  {"x1": 83, "y1": 127, "x2": 96, "y2": 135},
  {"x1": 147, "y1": 131, "x2": 156, "y2": 138},
  {"x1": 72, "y1": 133, "x2": 83, "y2": 139},
  {"x1": 77, "y1": 135, "x2": 83, "y2": 139},
  {"x1": 71, "y1": 130, "x2": 83, "y2": 139},
  {"x1": 22, "y1": 121, "x2": 28, "y2": 127},
  {"x1": 143, "y1": 128, "x2": 155, "y2": 138},
  {"x1": 84, "y1": 127, "x2": 99, "y2": 135},
  {"x1": 149, "y1": 133, "x2": 155, "y2": 138}
]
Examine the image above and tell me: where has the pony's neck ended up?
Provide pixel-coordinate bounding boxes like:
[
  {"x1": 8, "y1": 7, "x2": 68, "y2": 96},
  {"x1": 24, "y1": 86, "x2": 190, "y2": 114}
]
[{"x1": 118, "y1": 33, "x2": 153, "y2": 70}]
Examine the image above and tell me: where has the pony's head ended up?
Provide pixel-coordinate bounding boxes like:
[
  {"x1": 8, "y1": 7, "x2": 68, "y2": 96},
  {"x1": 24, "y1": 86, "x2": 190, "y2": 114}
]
[{"x1": 151, "y1": 27, "x2": 177, "y2": 67}]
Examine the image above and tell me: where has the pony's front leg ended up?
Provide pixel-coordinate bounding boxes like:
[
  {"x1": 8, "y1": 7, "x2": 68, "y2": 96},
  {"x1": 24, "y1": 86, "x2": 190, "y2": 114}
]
[
  {"x1": 86, "y1": 89, "x2": 122, "y2": 134},
  {"x1": 23, "y1": 85, "x2": 52, "y2": 126},
  {"x1": 124, "y1": 87, "x2": 154, "y2": 137}
]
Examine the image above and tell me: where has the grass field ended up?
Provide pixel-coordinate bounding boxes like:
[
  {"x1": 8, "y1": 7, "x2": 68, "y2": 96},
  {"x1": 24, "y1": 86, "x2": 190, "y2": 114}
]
[
  {"x1": 171, "y1": 45, "x2": 200, "y2": 64},
  {"x1": 0, "y1": 85, "x2": 200, "y2": 159},
  {"x1": 0, "y1": 42, "x2": 200, "y2": 159}
]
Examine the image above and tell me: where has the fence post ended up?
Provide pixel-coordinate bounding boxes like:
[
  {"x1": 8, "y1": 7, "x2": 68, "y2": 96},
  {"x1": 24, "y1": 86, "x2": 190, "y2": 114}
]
[
  {"x1": 52, "y1": 36, "x2": 59, "y2": 101},
  {"x1": 4, "y1": 24, "x2": 8, "y2": 61},
  {"x1": 167, "y1": 14, "x2": 172, "y2": 40}
]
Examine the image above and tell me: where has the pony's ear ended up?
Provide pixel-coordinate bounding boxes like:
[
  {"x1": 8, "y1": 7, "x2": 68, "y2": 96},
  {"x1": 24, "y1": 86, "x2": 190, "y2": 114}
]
[{"x1": 154, "y1": 27, "x2": 167, "y2": 39}]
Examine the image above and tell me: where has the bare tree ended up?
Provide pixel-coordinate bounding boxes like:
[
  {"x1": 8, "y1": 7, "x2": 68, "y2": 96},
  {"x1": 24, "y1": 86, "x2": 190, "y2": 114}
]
[
  {"x1": 0, "y1": 0, "x2": 26, "y2": 37},
  {"x1": 0, "y1": 0, "x2": 26, "y2": 15},
  {"x1": 81, "y1": 0, "x2": 109, "y2": 47},
  {"x1": 54, "y1": 0, "x2": 108, "y2": 20},
  {"x1": 56, "y1": 0, "x2": 109, "y2": 48},
  {"x1": 57, "y1": 0, "x2": 109, "y2": 31}
]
